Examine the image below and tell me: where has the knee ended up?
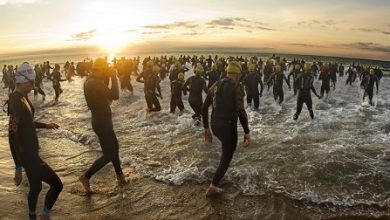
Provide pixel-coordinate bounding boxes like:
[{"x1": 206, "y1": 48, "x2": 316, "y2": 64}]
[{"x1": 30, "y1": 182, "x2": 43, "y2": 195}]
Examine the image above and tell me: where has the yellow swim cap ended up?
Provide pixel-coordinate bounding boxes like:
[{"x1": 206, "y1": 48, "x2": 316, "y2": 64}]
[
  {"x1": 226, "y1": 61, "x2": 242, "y2": 74},
  {"x1": 146, "y1": 60, "x2": 154, "y2": 68},
  {"x1": 178, "y1": 72, "x2": 184, "y2": 80},
  {"x1": 369, "y1": 69, "x2": 375, "y2": 75},
  {"x1": 93, "y1": 58, "x2": 108, "y2": 71},
  {"x1": 248, "y1": 64, "x2": 256, "y2": 72},
  {"x1": 194, "y1": 63, "x2": 204, "y2": 75},
  {"x1": 304, "y1": 63, "x2": 312, "y2": 72},
  {"x1": 175, "y1": 61, "x2": 181, "y2": 68},
  {"x1": 275, "y1": 65, "x2": 281, "y2": 73},
  {"x1": 153, "y1": 65, "x2": 161, "y2": 73}
]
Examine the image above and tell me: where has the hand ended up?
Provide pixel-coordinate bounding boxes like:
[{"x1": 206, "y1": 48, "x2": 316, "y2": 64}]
[
  {"x1": 46, "y1": 123, "x2": 59, "y2": 129},
  {"x1": 204, "y1": 129, "x2": 212, "y2": 143},
  {"x1": 14, "y1": 170, "x2": 22, "y2": 186},
  {"x1": 243, "y1": 133, "x2": 251, "y2": 147}
]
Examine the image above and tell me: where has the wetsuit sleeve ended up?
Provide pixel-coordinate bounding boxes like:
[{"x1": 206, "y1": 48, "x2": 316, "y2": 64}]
[
  {"x1": 258, "y1": 75, "x2": 264, "y2": 95},
  {"x1": 287, "y1": 71, "x2": 293, "y2": 84},
  {"x1": 183, "y1": 77, "x2": 191, "y2": 92},
  {"x1": 202, "y1": 90, "x2": 213, "y2": 129},
  {"x1": 202, "y1": 79, "x2": 208, "y2": 94},
  {"x1": 311, "y1": 84, "x2": 319, "y2": 97},
  {"x1": 8, "y1": 98, "x2": 23, "y2": 169},
  {"x1": 284, "y1": 75, "x2": 291, "y2": 88},
  {"x1": 236, "y1": 85, "x2": 250, "y2": 134},
  {"x1": 156, "y1": 76, "x2": 162, "y2": 96},
  {"x1": 375, "y1": 77, "x2": 379, "y2": 92}
]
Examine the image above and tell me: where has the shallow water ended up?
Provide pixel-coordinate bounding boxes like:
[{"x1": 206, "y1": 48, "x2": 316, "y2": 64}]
[{"x1": 0, "y1": 61, "x2": 389, "y2": 219}]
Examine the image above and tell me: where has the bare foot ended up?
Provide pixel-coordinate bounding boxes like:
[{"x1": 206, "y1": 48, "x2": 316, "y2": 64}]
[
  {"x1": 40, "y1": 214, "x2": 51, "y2": 220},
  {"x1": 79, "y1": 174, "x2": 92, "y2": 194},
  {"x1": 117, "y1": 174, "x2": 128, "y2": 186},
  {"x1": 205, "y1": 183, "x2": 222, "y2": 197}
]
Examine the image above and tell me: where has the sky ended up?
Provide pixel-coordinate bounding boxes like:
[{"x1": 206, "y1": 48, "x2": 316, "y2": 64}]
[{"x1": 0, "y1": 0, "x2": 389, "y2": 60}]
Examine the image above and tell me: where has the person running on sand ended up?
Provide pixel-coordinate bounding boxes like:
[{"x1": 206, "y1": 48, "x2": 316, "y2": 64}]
[
  {"x1": 79, "y1": 58, "x2": 126, "y2": 194},
  {"x1": 202, "y1": 61, "x2": 251, "y2": 196}
]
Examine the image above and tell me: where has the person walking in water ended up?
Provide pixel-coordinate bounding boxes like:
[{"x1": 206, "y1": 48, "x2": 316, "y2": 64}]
[
  {"x1": 8, "y1": 62, "x2": 62, "y2": 220},
  {"x1": 184, "y1": 63, "x2": 207, "y2": 125},
  {"x1": 79, "y1": 58, "x2": 126, "y2": 194},
  {"x1": 293, "y1": 63, "x2": 321, "y2": 121},
  {"x1": 202, "y1": 61, "x2": 251, "y2": 196}
]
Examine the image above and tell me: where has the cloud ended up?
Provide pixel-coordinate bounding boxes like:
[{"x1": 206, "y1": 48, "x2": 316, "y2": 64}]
[
  {"x1": 0, "y1": 0, "x2": 38, "y2": 5},
  {"x1": 182, "y1": 32, "x2": 202, "y2": 36},
  {"x1": 207, "y1": 17, "x2": 274, "y2": 31},
  {"x1": 297, "y1": 19, "x2": 338, "y2": 30},
  {"x1": 127, "y1": 29, "x2": 137, "y2": 33},
  {"x1": 142, "y1": 31, "x2": 162, "y2": 35},
  {"x1": 71, "y1": 30, "x2": 96, "y2": 41},
  {"x1": 336, "y1": 42, "x2": 390, "y2": 53},
  {"x1": 289, "y1": 43, "x2": 327, "y2": 48},
  {"x1": 352, "y1": 28, "x2": 390, "y2": 36},
  {"x1": 143, "y1": 21, "x2": 198, "y2": 30}
]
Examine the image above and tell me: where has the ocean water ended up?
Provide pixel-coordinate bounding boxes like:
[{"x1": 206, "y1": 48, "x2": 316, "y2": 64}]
[{"x1": 0, "y1": 53, "x2": 389, "y2": 219}]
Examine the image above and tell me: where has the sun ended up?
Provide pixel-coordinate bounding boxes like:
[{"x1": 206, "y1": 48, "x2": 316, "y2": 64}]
[{"x1": 95, "y1": 30, "x2": 133, "y2": 54}]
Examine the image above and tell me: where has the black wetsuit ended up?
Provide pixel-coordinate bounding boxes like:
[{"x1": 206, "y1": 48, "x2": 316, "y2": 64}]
[
  {"x1": 346, "y1": 68, "x2": 356, "y2": 85},
  {"x1": 170, "y1": 79, "x2": 186, "y2": 113},
  {"x1": 319, "y1": 70, "x2": 331, "y2": 96},
  {"x1": 8, "y1": 91, "x2": 62, "y2": 219},
  {"x1": 51, "y1": 70, "x2": 63, "y2": 101},
  {"x1": 204, "y1": 70, "x2": 220, "y2": 89},
  {"x1": 364, "y1": 74, "x2": 379, "y2": 105},
  {"x1": 288, "y1": 70, "x2": 300, "y2": 96},
  {"x1": 294, "y1": 73, "x2": 319, "y2": 120},
  {"x1": 184, "y1": 75, "x2": 207, "y2": 122},
  {"x1": 269, "y1": 72, "x2": 290, "y2": 104},
  {"x1": 83, "y1": 76, "x2": 123, "y2": 179},
  {"x1": 137, "y1": 70, "x2": 162, "y2": 112},
  {"x1": 202, "y1": 78, "x2": 249, "y2": 186},
  {"x1": 243, "y1": 73, "x2": 264, "y2": 108},
  {"x1": 34, "y1": 67, "x2": 45, "y2": 97}
]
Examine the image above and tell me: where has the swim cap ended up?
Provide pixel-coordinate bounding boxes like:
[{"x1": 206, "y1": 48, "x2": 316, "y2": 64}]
[
  {"x1": 93, "y1": 58, "x2": 108, "y2": 71},
  {"x1": 369, "y1": 69, "x2": 375, "y2": 75},
  {"x1": 15, "y1": 62, "x2": 35, "y2": 84},
  {"x1": 194, "y1": 63, "x2": 204, "y2": 75},
  {"x1": 153, "y1": 65, "x2": 161, "y2": 73},
  {"x1": 175, "y1": 61, "x2": 181, "y2": 68},
  {"x1": 294, "y1": 64, "x2": 301, "y2": 71},
  {"x1": 304, "y1": 63, "x2": 312, "y2": 72},
  {"x1": 248, "y1": 63, "x2": 256, "y2": 72},
  {"x1": 275, "y1": 65, "x2": 282, "y2": 73},
  {"x1": 146, "y1": 60, "x2": 154, "y2": 68},
  {"x1": 226, "y1": 61, "x2": 242, "y2": 74},
  {"x1": 178, "y1": 72, "x2": 184, "y2": 80}
]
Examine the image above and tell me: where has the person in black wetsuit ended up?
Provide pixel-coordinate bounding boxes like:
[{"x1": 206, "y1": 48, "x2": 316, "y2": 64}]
[
  {"x1": 288, "y1": 64, "x2": 302, "y2": 96},
  {"x1": 184, "y1": 63, "x2": 207, "y2": 124},
  {"x1": 33, "y1": 64, "x2": 46, "y2": 100},
  {"x1": 319, "y1": 63, "x2": 331, "y2": 99},
  {"x1": 345, "y1": 66, "x2": 356, "y2": 86},
  {"x1": 363, "y1": 68, "x2": 379, "y2": 106},
  {"x1": 202, "y1": 61, "x2": 251, "y2": 196},
  {"x1": 243, "y1": 63, "x2": 263, "y2": 109},
  {"x1": 8, "y1": 62, "x2": 62, "y2": 220},
  {"x1": 170, "y1": 72, "x2": 186, "y2": 113},
  {"x1": 79, "y1": 58, "x2": 126, "y2": 194},
  {"x1": 293, "y1": 63, "x2": 321, "y2": 120},
  {"x1": 137, "y1": 63, "x2": 162, "y2": 112},
  {"x1": 267, "y1": 64, "x2": 290, "y2": 105},
  {"x1": 50, "y1": 64, "x2": 65, "y2": 103},
  {"x1": 204, "y1": 64, "x2": 220, "y2": 89}
]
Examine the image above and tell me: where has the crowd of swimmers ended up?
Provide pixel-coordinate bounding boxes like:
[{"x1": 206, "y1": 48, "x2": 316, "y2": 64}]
[{"x1": 2, "y1": 54, "x2": 385, "y2": 219}]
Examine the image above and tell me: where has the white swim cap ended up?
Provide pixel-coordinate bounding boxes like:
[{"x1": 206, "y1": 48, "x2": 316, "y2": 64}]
[{"x1": 15, "y1": 62, "x2": 36, "y2": 84}]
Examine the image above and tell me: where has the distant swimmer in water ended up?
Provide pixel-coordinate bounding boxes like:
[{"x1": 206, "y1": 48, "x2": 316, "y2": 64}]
[
  {"x1": 137, "y1": 61, "x2": 162, "y2": 112},
  {"x1": 243, "y1": 63, "x2": 263, "y2": 109},
  {"x1": 80, "y1": 58, "x2": 126, "y2": 194},
  {"x1": 288, "y1": 64, "x2": 302, "y2": 96},
  {"x1": 363, "y1": 68, "x2": 379, "y2": 106},
  {"x1": 8, "y1": 62, "x2": 62, "y2": 220},
  {"x1": 345, "y1": 66, "x2": 356, "y2": 86},
  {"x1": 170, "y1": 72, "x2": 186, "y2": 114},
  {"x1": 184, "y1": 63, "x2": 207, "y2": 125},
  {"x1": 33, "y1": 64, "x2": 46, "y2": 101},
  {"x1": 293, "y1": 63, "x2": 321, "y2": 121},
  {"x1": 202, "y1": 61, "x2": 251, "y2": 196},
  {"x1": 267, "y1": 64, "x2": 290, "y2": 105}
]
